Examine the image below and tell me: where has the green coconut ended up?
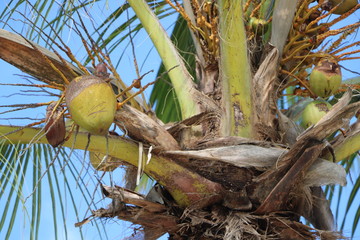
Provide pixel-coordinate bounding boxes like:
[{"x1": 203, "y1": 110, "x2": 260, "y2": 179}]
[
  {"x1": 329, "y1": 0, "x2": 358, "y2": 14},
  {"x1": 302, "y1": 100, "x2": 332, "y2": 128},
  {"x1": 65, "y1": 75, "x2": 117, "y2": 135},
  {"x1": 309, "y1": 58, "x2": 342, "y2": 98}
]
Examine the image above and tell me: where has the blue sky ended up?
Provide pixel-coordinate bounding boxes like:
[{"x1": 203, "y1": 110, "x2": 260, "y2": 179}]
[{"x1": 0, "y1": 1, "x2": 359, "y2": 239}]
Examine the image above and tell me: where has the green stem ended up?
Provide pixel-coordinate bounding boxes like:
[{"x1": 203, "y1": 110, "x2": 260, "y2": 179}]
[
  {"x1": 0, "y1": 125, "x2": 223, "y2": 207},
  {"x1": 219, "y1": 0, "x2": 253, "y2": 137},
  {"x1": 128, "y1": 0, "x2": 201, "y2": 119}
]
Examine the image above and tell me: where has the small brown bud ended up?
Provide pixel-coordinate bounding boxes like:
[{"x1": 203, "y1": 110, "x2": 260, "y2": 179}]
[
  {"x1": 319, "y1": 0, "x2": 333, "y2": 11},
  {"x1": 132, "y1": 79, "x2": 141, "y2": 89},
  {"x1": 45, "y1": 102, "x2": 66, "y2": 147},
  {"x1": 94, "y1": 63, "x2": 110, "y2": 78}
]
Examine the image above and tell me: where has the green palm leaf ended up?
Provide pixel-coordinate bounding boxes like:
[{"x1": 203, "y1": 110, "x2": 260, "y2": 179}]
[
  {"x1": 150, "y1": 14, "x2": 196, "y2": 123},
  {"x1": 0, "y1": 142, "x2": 108, "y2": 239}
]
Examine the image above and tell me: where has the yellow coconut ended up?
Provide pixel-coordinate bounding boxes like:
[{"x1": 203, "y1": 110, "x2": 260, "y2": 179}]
[
  {"x1": 309, "y1": 58, "x2": 342, "y2": 98},
  {"x1": 65, "y1": 75, "x2": 116, "y2": 135}
]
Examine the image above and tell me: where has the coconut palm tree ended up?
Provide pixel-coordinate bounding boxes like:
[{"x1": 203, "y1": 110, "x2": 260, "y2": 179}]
[{"x1": 0, "y1": 0, "x2": 360, "y2": 239}]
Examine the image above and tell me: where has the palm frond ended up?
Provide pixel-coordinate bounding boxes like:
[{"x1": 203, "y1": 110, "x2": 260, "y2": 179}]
[
  {"x1": 150, "y1": 14, "x2": 196, "y2": 122},
  {"x1": 0, "y1": 142, "x2": 108, "y2": 239},
  {"x1": 0, "y1": 0, "x2": 360, "y2": 239}
]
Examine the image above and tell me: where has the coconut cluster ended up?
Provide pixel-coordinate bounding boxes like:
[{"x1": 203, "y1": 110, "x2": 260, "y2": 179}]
[{"x1": 302, "y1": 56, "x2": 343, "y2": 128}]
